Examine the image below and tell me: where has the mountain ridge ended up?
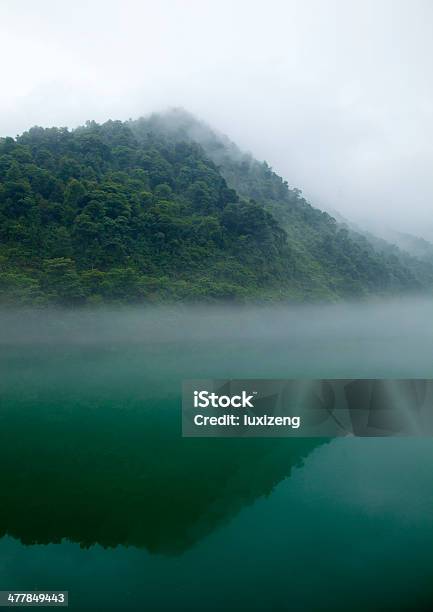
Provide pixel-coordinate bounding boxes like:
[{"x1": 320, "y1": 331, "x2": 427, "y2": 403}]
[
  {"x1": 131, "y1": 110, "x2": 433, "y2": 295},
  {"x1": 0, "y1": 110, "x2": 431, "y2": 305}
]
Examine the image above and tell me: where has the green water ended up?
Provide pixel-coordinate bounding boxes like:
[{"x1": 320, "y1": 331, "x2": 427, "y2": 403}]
[{"x1": 1, "y1": 300, "x2": 433, "y2": 611}]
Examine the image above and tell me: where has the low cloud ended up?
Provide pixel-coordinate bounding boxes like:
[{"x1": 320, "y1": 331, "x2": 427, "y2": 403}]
[{"x1": 1, "y1": 0, "x2": 432, "y2": 238}]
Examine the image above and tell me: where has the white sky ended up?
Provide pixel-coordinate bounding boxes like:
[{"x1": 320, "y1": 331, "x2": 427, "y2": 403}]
[{"x1": 1, "y1": 0, "x2": 432, "y2": 237}]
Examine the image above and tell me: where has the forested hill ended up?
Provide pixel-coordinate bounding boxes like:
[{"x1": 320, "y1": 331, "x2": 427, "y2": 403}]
[
  {"x1": 0, "y1": 112, "x2": 431, "y2": 305},
  {"x1": 132, "y1": 110, "x2": 433, "y2": 296}
]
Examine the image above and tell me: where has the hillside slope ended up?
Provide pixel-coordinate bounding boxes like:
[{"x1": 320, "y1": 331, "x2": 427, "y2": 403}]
[
  {"x1": 132, "y1": 110, "x2": 433, "y2": 298},
  {"x1": 0, "y1": 112, "x2": 430, "y2": 305},
  {"x1": 0, "y1": 121, "x2": 301, "y2": 304}
]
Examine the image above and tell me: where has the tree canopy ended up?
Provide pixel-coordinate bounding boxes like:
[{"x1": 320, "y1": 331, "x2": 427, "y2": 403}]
[{"x1": 0, "y1": 114, "x2": 430, "y2": 305}]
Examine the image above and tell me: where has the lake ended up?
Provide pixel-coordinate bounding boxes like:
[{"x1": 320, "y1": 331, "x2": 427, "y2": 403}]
[{"x1": 1, "y1": 298, "x2": 433, "y2": 610}]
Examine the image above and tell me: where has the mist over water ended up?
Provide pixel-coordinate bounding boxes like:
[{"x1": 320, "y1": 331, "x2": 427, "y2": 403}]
[
  {"x1": 1, "y1": 296, "x2": 433, "y2": 378},
  {"x1": 1, "y1": 297, "x2": 433, "y2": 610}
]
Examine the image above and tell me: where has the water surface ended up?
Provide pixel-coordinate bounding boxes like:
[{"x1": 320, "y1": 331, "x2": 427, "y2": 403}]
[{"x1": 0, "y1": 299, "x2": 432, "y2": 610}]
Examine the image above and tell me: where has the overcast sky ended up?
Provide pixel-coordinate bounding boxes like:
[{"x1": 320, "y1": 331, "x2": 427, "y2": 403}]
[{"x1": 1, "y1": 0, "x2": 432, "y2": 237}]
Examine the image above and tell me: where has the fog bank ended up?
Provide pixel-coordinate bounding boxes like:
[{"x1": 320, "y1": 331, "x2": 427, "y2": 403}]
[{"x1": 1, "y1": 0, "x2": 432, "y2": 238}]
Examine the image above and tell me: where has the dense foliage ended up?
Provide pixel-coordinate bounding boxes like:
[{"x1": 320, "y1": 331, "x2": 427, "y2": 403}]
[
  {"x1": 135, "y1": 110, "x2": 433, "y2": 299},
  {"x1": 0, "y1": 111, "x2": 431, "y2": 305},
  {"x1": 0, "y1": 120, "x2": 300, "y2": 304}
]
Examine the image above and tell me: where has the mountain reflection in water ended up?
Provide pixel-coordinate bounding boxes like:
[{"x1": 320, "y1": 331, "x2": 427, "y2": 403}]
[{"x1": 1, "y1": 301, "x2": 433, "y2": 611}]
